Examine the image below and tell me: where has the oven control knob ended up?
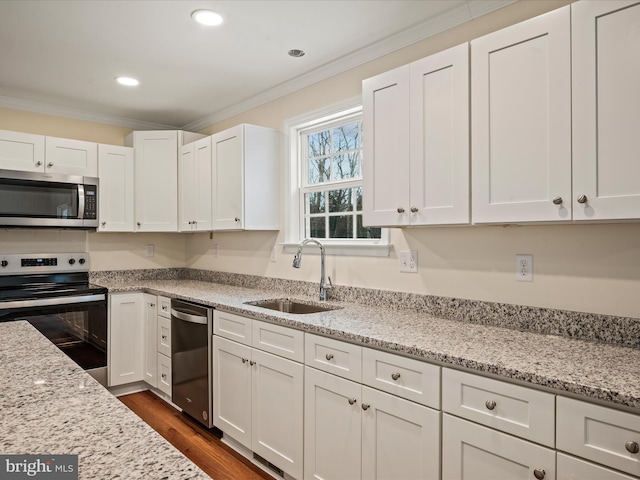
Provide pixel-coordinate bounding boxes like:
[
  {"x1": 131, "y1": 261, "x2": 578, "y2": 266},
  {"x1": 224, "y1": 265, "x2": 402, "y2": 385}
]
[
  {"x1": 1, "y1": 260, "x2": 7, "y2": 268},
  {"x1": 68, "y1": 258, "x2": 76, "y2": 265},
  {"x1": 79, "y1": 258, "x2": 86, "y2": 265}
]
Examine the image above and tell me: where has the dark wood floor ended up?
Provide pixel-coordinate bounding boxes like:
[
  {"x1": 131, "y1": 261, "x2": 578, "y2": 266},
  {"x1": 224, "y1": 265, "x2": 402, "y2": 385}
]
[{"x1": 119, "y1": 390, "x2": 273, "y2": 480}]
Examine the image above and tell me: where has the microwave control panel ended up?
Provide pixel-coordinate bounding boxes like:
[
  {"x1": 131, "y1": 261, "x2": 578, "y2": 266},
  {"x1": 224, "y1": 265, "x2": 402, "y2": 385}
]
[{"x1": 83, "y1": 185, "x2": 97, "y2": 219}]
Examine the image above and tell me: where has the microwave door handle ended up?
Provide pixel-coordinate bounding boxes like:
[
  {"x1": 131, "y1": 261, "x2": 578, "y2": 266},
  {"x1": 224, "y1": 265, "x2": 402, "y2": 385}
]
[{"x1": 77, "y1": 184, "x2": 85, "y2": 219}]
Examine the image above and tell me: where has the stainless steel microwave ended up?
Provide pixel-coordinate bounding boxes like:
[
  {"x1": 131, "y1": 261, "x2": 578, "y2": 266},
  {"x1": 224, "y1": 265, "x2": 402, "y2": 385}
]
[{"x1": 0, "y1": 169, "x2": 98, "y2": 228}]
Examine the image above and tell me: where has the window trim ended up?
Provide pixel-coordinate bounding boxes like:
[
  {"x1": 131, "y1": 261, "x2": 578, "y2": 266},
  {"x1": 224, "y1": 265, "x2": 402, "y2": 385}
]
[{"x1": 283, "y1": 97, "x2": 389, "y2": 257}]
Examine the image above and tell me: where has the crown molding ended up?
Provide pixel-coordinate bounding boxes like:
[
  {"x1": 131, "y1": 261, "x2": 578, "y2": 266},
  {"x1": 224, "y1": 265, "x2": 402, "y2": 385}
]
[
  {"x1": 182, "y1": 0, "x2": 516, "y2": 131},
  {"x1": 0, "y1": 95, "x2": 178, "y2": 131}
]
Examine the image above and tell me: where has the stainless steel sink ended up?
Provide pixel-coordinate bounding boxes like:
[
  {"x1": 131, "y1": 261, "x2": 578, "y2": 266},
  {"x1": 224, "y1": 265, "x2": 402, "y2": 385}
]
[{"x1": 245, "y1": 298, "x2": 340, "y2": 314}]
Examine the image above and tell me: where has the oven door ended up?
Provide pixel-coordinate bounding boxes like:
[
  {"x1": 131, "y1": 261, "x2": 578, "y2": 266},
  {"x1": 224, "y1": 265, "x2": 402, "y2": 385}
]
[{"x1": 0, "y1": 294, "x2": 107, "y2": 384}]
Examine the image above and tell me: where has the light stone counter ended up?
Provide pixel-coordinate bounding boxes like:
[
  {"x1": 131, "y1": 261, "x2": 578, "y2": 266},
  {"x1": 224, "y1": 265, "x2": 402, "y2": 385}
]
[
  {"x1": 100, "y1": 278, "x2": 640, "y2": 412},
  {"x1": 0, "y1": 321, "x2": 209, "y2": 480}
]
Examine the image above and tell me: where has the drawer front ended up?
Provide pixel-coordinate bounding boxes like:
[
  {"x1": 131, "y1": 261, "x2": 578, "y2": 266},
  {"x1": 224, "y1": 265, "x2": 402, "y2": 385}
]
[
  {"x1": 157, "y1": 315, "x2": 171, "y2": 357},
  {"x1": 362, "y1": 347, "x2": 440, "y2": 409},
  {"x1": 305, "y1": 333, "x2": 362, "y2": 382},
  {"x1": 214, "y1": 310, "x2": 252, "y2": 345},
  {"x1": 157, "y1": 352, "x2": 171, "y2": 396},
  {"x1": 252, "y1": 320, "x2": 304, "y2": 362},
  {"x1": 557, "y1": 396, "x2": 640, "y2": 477},
  {"x1": 157, "y1": 295, "x2": 171, "y2": 318},
  {"x1": 442, "y1": 368, "x2": 555, "y2": 447},
  {"x1": 557, "y1": 453, "x2": 638, "y2": 480}
]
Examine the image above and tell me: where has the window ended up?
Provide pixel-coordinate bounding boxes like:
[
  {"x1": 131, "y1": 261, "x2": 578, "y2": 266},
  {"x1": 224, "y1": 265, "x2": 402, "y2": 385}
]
[{"x1": 285, "y1": 99, "x2": 388, "y2": 256}]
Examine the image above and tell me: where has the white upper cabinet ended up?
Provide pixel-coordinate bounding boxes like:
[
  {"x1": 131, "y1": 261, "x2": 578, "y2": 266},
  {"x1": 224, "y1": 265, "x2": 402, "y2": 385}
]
[
  {"x1": 0, "y1": 130, "x2": 45, "y2": 172},
  {"x1": 363, "y1": 43, "x2": 469, "y2": 227},
  {"x1": 572, "y1": 0, "x2": 640, "y2": 221},
  {"x1": 45, "y1": 136, "x2": 98, "y2": 177},
  {"x1": 471, "y1": 6, "x2": 571, "y2": 224},
  {"x1": 211, "y1": 124, "x2": 279, "y2": 231},
  {"x1": 178, "y1": 136, "x2": 212, "y2": 232},
  {"x1": 97, "y1": 144, "x2": 134, "y2": 232}
]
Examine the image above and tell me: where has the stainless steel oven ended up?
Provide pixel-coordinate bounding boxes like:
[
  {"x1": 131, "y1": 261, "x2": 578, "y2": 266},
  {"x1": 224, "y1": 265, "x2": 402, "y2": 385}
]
[{"x1": 0, "y1": 252, "x2": 108, "y2": 385}]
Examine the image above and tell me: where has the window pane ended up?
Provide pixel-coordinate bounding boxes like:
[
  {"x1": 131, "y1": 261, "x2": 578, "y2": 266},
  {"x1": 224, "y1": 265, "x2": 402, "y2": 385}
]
[
  {"x1": 355, "y1": 186, "x2": 363, "y2": 211},
  {"x1": 357, "y1": 215, "x2": 382, "y2": 239},
  {"x1": 309, "y1": 217, "x2": 326, "y2": 238},
  {"x1": 329, "y1": 215, "x2": 353, "y2": 238},
  {"x1": 306, "y1": 192, "x2": 325, "y2": 214},
  {"x1": 308, "y1": 130, "x2": 330, "y2": 157},
  {"x1": 332, "y1": 152, "x2": 360, "y2": 180},
  {"x1": 328, "y1": 188, "x2": 353, "y2": 213},
  {"x1": 333, "y1": 122, "x2": 360, "y2": 152},
  {"x1": 308, "y1": 157, "x2": 330, "y2": 184}
]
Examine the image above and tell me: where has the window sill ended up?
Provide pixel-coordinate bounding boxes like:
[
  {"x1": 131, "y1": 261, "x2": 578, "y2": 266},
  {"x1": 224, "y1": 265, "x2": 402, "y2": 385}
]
[{"x1": 283, "y1": 242, "x2": 391, "y2": 257}]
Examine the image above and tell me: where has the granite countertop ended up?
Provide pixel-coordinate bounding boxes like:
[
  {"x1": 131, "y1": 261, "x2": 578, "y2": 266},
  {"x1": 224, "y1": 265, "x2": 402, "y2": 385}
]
[
  {"x1": 0, "y1": 321, "x2": 209, "y2": 480},
  {"x1": 100, "y1": 278, "x2": 640, "y2": 412}
]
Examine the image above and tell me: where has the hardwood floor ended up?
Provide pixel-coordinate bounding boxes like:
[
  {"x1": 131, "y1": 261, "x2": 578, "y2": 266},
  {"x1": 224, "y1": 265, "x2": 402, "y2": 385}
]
[{"x1": 119, "y1": 390, "x2": 273, "y2": 480}]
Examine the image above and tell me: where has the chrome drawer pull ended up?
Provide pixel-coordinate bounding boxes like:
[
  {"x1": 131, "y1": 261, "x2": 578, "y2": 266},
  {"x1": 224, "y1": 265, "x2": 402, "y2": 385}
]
[
  {"x1": 391, "y1": 372, "x2": 401, "y2": 381},
  {"x1": 485, "y1": 400, "x2": 497, "y2": 410},
  {"x1": 625, "y1": 441, "x2": 640, "y2": 454},
  {"x1": 325, "y1": 353, "x2": 334, "y2": 361},
  {"x1": 533, "y1": 468, "x2": 545, "y2": 480}
]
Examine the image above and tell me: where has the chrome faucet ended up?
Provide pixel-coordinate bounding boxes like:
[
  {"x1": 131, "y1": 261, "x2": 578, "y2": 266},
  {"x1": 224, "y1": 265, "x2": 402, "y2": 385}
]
[{"x1": 292, "y1": 238, "x2": 332, "y2": 301}]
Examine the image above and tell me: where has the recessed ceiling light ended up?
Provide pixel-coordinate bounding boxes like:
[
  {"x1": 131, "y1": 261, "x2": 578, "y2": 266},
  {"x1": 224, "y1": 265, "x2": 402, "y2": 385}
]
[
  {"x1": 288, "y1": 49, "x2": 305, "y2": 58},
  {"x1": 115, "y1": 76, "x2": 139, "y2": 87},
  {"x1": 192, "y1": 9, "x2": 224, "y2": 26}
]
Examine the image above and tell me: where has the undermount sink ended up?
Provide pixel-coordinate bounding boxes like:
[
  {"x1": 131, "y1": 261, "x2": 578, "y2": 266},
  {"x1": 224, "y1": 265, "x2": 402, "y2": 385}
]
[{"x1": 245, "y1": 298, "x2": 340, "y2": 315}]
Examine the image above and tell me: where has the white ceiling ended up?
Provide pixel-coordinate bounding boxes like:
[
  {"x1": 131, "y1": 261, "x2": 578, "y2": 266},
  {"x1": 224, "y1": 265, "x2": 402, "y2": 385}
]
[{"x1": 0, "y1": 0, "x2": 515, "y2": 130}]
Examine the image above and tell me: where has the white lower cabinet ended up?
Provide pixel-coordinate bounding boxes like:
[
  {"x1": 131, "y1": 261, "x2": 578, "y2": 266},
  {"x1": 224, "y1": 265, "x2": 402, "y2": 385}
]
[
  {"x1": 213, "y1": 315, "x2": 304, "y2": 480},
  {"x1": 557, "y1": 453, "x2": 638, "y2": 480},
  {"x1": 442, "y1": 414, "x2": 556, "y2": 480},
  {"x1": 108, "y1": 293, "x2": 144, "y2": 387},
  {"x1": 142, "y1": 294, "x2": 172, "y2": 395},
  {"x1": 142, "y1": 294, "x2": 158, "y2": 387},
  {"x1": 157, "y1": 351, "x2": 172, "y2": 396}
]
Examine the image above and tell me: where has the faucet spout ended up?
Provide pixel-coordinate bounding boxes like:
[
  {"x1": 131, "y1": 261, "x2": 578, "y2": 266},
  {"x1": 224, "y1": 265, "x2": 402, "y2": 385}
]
[{"x1": 292, "y1": 238, "x2": 332, "y2": 301}]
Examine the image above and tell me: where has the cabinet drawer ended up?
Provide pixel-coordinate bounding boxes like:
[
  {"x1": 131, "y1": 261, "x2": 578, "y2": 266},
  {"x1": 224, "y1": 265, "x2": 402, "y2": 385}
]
[
  {"x1": 557, "y1": 453, "x2": 638, "y2": 480},
  {"x1": 557, "y1": 396, "x2": 640, "y2": 477},
  {"x1": 252, "y1": 320, "x2": 304, "y2": 362},
  {"x1": 305, "y1": 333, "x2": 362, "y2": 382},
  {"x1": 157, "y1": 315, "x2": 171, "y2": 357},
  {"x1": 214, "y1": 310, "x2": 252, "y2": 345},
  {"x1": 442, "y1": 368, "x2": 555, "y2": 447},
  {"x1": 157, "y1": 296, "x2": 171, "y2": 318},
  {"x1": 157, "y1": 352, "x2": 171, "y2": 396},
  {"x1": 362, "y1": 347, "x2": 440, "y2": 409}
]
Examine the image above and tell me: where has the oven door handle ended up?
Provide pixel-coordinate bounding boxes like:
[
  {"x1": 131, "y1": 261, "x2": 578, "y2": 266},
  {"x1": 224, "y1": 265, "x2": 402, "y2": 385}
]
[
  {"x1": 171, "y1": 308, "x2": 208, "y2": 325},
  {"x1": 0, "y1": 294, "x2": 106, "y2": 309}
]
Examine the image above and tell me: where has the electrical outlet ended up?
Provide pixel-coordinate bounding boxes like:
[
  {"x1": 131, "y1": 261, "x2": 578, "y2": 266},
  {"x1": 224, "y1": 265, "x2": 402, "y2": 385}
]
[
  {"x1": 516, "y1": 254, "x2": 533, "y2": 282},
  {"x1": 399, "y1": 250, "x2": 418, "y2": 273},
  {"x1": 145, "y1": 244, "x2": 154, "y2": 257}
]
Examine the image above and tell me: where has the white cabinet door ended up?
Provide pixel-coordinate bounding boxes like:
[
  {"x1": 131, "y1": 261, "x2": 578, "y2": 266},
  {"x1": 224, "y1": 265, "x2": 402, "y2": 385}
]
[
  {"x1": 211, "y1": 125, "x2": 243, "y2": 230},
  {"x1": 0, "y1": 130, "x2": 45, "y2": 172},
  {"x1": 251, "y1": 349, "x2": 304, "y2": 480},
  {"x1": 97, "y1": 144, "x2": 134, "y2": 232},
  {"x1": 142, "y1": 294, "x2": 157, "y2": 388},
  {"x1": 442, "y1": 414, "x2": 556, "y2": 480},
  {"x1": 471, "y1": 6, "x2": 571, "y2": 223},
  {"x1": 45, "y1": 136, "x2": 98, "y2": 177},
  {"x1": 212, "y1": 336, "x2": 252, "y2": 449},
  {"x1": 132, "y1": 130, "x2": 178, "y2": 232},
  {"x1": 108, "y1": 293, "x2": 144, "y2": 387},
  {"x1": 362, "y1": 65, "x2": 411, "y2": 227},
  {"x1": 361, "y1": 386, "x2": 440, "y2": 480},
  {"x1": 409, "y1": 43, "x2": 469, "y2": 226},
  {"x1": 572, "y1": 0, "x2": 640, "y2": 221},
  {"x1": 178, "y1": 136, "x2": 212, "y2": 231},
  {"x1": 304, "y1": 366, "x2": 362, "y2": 480}
]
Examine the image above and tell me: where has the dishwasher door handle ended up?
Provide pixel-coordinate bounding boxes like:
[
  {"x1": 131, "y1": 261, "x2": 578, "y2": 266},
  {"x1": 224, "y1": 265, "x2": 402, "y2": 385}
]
[{"x1": 171, "y1": 308, "x2": 208, "y2": 325}]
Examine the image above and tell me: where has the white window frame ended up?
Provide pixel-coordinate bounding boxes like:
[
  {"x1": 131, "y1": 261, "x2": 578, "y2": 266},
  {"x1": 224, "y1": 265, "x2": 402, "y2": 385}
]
[{"x1": 284, "y1": 97, "x2": 389, "y2": 257}]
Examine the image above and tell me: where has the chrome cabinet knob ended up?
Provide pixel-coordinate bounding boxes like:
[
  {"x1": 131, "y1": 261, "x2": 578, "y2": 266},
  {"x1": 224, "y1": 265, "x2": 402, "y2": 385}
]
[
  {"x1": 533, "y1": 468, "x2": 545, "y2": 480},
  {"x1": 577, "y1": 194, "x2": 588, "y2": 204},
  {"x1": 552, "y1": 196, "x2": 563, "y2": 205},
  {"x1": 242, "y1": 358, "x2": 248, "y2": 364},
  {"x1": 410, "y1": 207, "x2": 418, "y2": 213},
  {"x1": 348, "y1": 398, "x2": 357, "y2": 405},
  {"x1": 234, "y1": 217, "x2": 240, "y2": 222},
  {"x1": 625, "y1": 441, "x2": 640, "y2": 454},
  {"x1": 35, "y1": 161, "x2": 43, "y2": 167},
  {"x1": 361, "y1": 403, "x2": 370, "y2": 410},
  {"x1": 325, "y1": 353, "x2": 334, "y2": 361},
  {"x1": 149, "y1": 303, "x2": 155, "y2": 307},
  {"x1": 101, "y1": 221, "x2": 106, "y2": 226},
  {"x1": 391, "y1": 372, "x2": 401, "y2": 381},
  {"x1": 161, "y1": 373, "x2": 167, "y2": 379},
  {"x1": 250, "y1": 360, "x2": 256, "y2": 366},
  {"x1": 485, "y1": 400, "x2": 497, "y2": 410},
  {"x1": 137, "y1": 222, "x2": 141, "y2": 227},
  {"x1": 47, "y1": 162, "x2": 54, "y2": 167},
  {"x1": 397, "y1": 207, "x2": 405, "y2": 213},
  {"x1": 162, "y1": 335, "x2": 167, "y2": 340}
]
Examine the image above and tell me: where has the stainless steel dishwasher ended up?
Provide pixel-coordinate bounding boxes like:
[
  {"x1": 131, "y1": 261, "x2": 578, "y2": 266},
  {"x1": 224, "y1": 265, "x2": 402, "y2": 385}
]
[{"x1": 171, "y1": 298, "x2": 213, "y2": 428}]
